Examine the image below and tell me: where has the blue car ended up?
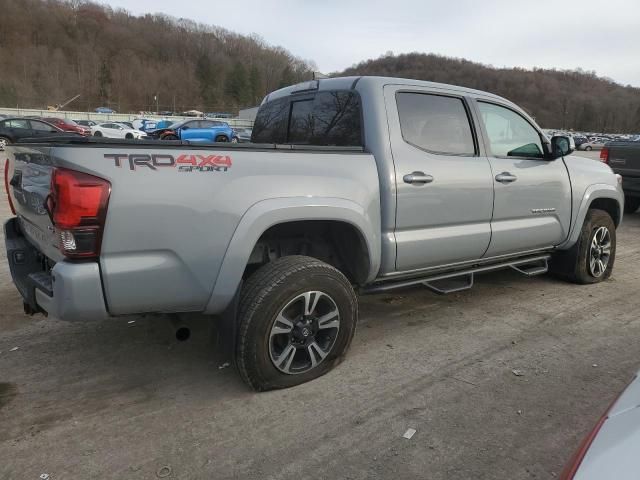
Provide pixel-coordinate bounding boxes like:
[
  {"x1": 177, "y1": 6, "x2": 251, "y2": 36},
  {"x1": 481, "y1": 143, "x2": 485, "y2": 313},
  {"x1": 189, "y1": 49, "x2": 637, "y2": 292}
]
[
  {"x1": 95, "y1": 107, "x2": 116, "y2": 114},
  {"x1": 149, "y1": 119, "x2": 237, "y2": 143}
]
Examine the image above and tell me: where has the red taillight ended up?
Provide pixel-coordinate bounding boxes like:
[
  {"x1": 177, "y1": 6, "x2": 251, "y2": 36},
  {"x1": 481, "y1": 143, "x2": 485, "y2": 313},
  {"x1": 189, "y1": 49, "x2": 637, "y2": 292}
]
[
  {"x1": 600, "y1": 147, "x2": 609, "y2": 163},
  {"x1": 4, "y1": 159, "x2": 16, "y2": 214},
  {"x1": 49, "y1": 168, "x2": 110, "y2": 259}
]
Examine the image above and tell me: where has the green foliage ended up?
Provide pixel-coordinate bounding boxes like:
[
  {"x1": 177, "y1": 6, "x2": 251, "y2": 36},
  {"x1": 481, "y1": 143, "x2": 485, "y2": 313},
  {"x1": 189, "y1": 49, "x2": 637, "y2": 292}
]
[{"x1": 225, "y1": 62, "x2": 249, "y2": 105}]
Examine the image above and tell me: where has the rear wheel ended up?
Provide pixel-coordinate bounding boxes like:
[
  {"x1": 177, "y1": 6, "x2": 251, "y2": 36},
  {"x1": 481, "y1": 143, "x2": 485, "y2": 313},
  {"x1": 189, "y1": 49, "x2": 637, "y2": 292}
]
[
  {"x1": 585, "y1": 146, "x2": 592, "y2": 151},
  {"x1": 551, "y1": 209, "x2": 616, "y2": 284},
  {"x1": 162, "y1": 134, "x2": 178, "y2": 140},
  {"x1": 0, "y1": 136, "x2": 10, "y2": 150},
  {"x1": 236, "y1": 256, "x2": 358, "y2": 391},
  {"x1": 624, "y1": 196, "x2": 640, "y2": 214},
  {"x1": 215, "y1": 135, "x2": 229, "y2": 142}
]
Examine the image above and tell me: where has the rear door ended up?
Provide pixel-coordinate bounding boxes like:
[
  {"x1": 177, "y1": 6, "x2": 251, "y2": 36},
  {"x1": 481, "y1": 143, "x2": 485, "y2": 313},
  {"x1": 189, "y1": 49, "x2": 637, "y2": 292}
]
[
  {"x1": 474, "y1": 100, "x2": 572, "y2": 257},
  {"x1": 385, "y1": 85, "x2": 495, "y2": 271},
  {"x1": 178, "y1": 121, "x2": 206, "y2": 142},
  {"x1": 29, "y1": 120, "x2": 59, "y2": 138}
]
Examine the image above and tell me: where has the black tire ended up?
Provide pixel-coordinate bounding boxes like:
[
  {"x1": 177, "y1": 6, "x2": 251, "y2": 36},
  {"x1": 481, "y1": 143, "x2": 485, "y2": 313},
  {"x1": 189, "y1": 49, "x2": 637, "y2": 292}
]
[
  {"x1": 624, "y1": 196, "x2": 640, "y2": 214},
  {"x1": 162, "y1": 134, "x2": 179, "y2": 140},
  {"x1": 550, "y1": 209, "x2": 616, "y2": 284},
  {"x1": 125, "y1": 133, "x2": 134, "y2": 139},
  {"x1": 215, "y1": 135, "x2": 229, "y2": 142},
  {"x1": 236, "y1": 255, "x2": 358, "y2": 391},
  {"x1": 93, "y1": 131, "x2": 102, "y2": 137},
  {"x1": 0, "y1": 136, "x2": 10, "y2": 150},
  {"x1": 585, "y1": 146, "x2": 592, "y2": 151}
]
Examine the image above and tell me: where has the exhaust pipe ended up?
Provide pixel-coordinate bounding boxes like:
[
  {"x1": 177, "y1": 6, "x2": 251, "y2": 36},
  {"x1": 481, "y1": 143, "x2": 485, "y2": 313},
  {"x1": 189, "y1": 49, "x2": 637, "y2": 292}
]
[
  {"x1": 169, "y1": 315, "x2": 191, "y2": 342},
  {"x1": 175, "y1": 326, "x2": 191, "y2": 342}
]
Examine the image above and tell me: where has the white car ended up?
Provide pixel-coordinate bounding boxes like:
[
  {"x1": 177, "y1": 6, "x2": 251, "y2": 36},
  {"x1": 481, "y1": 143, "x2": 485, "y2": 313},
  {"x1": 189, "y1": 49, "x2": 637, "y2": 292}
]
[
  {"x1": 560, "y1": 370, "x2": 640, "y2": 479},
  {"x1": 91, "y1": 122, "x2": 147, "y2": 139}
]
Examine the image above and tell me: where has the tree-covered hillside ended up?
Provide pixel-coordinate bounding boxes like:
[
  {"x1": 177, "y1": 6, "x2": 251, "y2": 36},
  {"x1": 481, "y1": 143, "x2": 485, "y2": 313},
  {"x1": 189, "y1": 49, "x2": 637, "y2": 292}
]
[
  {"x1": 340, "y1": 52, "x2": 640, "y2": 132},
  {"x1": 0, "y1": 0, "x2": 313, "y2": 113}
]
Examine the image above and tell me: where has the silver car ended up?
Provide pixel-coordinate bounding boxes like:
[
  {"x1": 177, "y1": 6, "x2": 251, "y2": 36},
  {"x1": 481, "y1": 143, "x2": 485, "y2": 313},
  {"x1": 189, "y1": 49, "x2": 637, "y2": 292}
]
[{"x1": 578, "y1": 139, "x2": 606, "y2": 151}]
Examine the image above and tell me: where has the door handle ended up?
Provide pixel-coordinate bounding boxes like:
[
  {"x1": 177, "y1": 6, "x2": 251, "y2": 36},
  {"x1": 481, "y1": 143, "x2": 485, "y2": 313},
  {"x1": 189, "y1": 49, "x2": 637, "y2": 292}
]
[
  {"x1": 495, "y1": 172, "x2": 517, "y2": 184},
  {"x1": 403, "y1": 171, "x2": 434, "y2": 185}
]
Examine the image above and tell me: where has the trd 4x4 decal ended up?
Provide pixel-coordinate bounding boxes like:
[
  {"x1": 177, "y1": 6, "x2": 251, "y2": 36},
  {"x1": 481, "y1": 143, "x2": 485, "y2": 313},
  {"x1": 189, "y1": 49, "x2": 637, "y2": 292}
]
[{"x1": 104, "y1": 153, "x2": 232, "y2": 172}]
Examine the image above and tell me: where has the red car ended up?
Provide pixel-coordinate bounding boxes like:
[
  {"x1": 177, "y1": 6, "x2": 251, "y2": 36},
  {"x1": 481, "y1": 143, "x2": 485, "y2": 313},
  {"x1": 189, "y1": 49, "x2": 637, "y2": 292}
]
[{"x1": 40, "y1": 117, "x2": 91, "y2": 136}]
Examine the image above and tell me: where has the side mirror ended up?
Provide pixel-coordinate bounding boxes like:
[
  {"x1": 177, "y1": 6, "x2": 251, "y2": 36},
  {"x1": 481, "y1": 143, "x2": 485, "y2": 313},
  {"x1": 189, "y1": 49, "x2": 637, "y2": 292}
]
[
  {"x1": 181, "y1": 126, "x2": 189, "y2": 131},
  {"x1": 550, "y1": 135, "x2": 574, "y2": 158}
]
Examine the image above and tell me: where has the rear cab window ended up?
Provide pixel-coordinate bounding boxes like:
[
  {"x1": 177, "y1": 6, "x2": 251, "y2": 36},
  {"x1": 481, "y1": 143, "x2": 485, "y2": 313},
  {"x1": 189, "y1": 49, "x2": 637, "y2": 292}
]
[{"x1": 251, "y1": 90, "x2": 363, "y2": 147}]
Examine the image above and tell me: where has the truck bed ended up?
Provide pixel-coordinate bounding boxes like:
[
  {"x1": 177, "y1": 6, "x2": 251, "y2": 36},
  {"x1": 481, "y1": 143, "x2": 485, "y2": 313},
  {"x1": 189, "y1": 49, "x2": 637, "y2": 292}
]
[{"x1": 5, "y1": 138, "x2": 379, "y2": 319}]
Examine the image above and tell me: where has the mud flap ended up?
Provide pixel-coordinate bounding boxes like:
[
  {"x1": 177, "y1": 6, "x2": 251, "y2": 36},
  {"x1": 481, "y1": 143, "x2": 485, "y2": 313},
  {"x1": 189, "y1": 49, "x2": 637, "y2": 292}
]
[{"x1": 212, "y1": 281, "x2": 242, "y2": 367}]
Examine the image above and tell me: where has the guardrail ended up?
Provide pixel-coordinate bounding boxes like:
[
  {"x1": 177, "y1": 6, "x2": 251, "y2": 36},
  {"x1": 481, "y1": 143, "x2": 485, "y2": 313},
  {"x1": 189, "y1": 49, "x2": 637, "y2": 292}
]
[{"x1": 0, "y1": 107, "x2": 254, "y2": 128}]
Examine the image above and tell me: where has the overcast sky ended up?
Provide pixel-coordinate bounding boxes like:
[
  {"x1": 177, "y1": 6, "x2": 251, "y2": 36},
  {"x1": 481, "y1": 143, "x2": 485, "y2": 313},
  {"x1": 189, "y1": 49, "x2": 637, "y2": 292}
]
[{"x1": 98, "y1": 0, "x2": 640, "y2": 87}]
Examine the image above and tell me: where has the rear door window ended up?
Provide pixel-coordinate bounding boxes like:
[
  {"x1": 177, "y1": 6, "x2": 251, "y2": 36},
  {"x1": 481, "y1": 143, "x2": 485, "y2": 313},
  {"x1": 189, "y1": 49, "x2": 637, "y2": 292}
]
[
  {"x1": 30, "y1": 120, "x2": 54, "y2": 131},
  {"x1": 396, "y1": 92, "x2": 475, "y2": 155}
]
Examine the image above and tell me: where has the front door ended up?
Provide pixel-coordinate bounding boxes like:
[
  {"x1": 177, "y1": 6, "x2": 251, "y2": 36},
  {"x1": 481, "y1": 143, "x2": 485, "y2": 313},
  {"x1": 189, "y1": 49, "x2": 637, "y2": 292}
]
[
  {"x1": 474, "y1": 100, "x2": 572, "y2": 257},
  {"x1": 385, "y1": 85, "x2": 495, "y2": 272}
]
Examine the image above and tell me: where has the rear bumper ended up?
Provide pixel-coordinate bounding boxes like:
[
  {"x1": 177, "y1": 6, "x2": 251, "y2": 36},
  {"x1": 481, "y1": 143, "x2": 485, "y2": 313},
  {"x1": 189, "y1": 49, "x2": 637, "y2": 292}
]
[{"x1": 4, "y1": 217, "x2": 109, "y2": 321}]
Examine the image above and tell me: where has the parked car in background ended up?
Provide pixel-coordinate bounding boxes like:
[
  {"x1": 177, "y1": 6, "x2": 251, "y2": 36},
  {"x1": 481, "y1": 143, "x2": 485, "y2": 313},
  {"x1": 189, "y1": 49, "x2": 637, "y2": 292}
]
[
  {"x1": 75, "y1": 120, "x2": 97, "y2": 128},
  {"x1": 95, "y1": 107, "x2": 116, "y2": 114},
  {"x1": 578, "y1": 139, "x2": 606, "y2": 151},
  {"x1": 119, "y1": 121, "x2": 135, "y2": 129},
  {"x1": 0, "y1": 117, "x2": 77, "y2": 150},
  {"x1": 147, "y1": 119, "x2": 236, "y2": 142},
  {"x1": 559, "y1": 371, "x2": 639, "y2": 479},
  {"x1": 41, "y1": 117, "x2": 90, "y2": 136},
  {"x1": 600, "y1": 141, "x2": 640, "y2": 213},
  {"x1": 232, "y1": 127, "x2": 252, "y2": 143},
  {"x1": 91, "y1": 122, "x2": 147, "y2": 139},
  {"x1": 573, "y1": 135, "x2": 589, "y2": 148}
]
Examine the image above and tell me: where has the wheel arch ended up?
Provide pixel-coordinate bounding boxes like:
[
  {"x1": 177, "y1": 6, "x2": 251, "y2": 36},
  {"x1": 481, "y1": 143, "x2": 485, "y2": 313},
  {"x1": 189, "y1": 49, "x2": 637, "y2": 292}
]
[
  {"x1": 559, "y1": 183, "x2": 623, "y2": 250},
  {"x1": 204, "y1": 197, "x2": 380, "y2": 314}
]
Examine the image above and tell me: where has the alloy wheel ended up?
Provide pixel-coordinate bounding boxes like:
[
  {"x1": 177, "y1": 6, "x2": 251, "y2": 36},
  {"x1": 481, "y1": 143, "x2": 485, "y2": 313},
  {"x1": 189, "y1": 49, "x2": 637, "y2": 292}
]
[
  {"x1": 269, "y1": 291, "x2": 340, "y2": 375},
  {"x1": 589, "y1": 226, "x2": 611, "y2": 278}
]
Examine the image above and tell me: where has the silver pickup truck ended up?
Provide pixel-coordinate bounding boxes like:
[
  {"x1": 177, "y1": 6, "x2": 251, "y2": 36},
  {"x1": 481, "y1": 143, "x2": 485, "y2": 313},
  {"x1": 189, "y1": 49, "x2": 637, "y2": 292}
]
[{"x1": 3, "y1": 76, "x2": 624, "y2": 390}]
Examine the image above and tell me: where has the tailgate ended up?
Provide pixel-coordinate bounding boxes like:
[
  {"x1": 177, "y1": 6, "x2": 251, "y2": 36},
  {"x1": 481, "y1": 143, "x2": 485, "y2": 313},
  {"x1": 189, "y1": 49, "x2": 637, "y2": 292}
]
[
  {"x1": 5, "y1": 146, "x2": 63, "y2": 262},
  {"x1": 608, "y1": 143, "x2": 640, "y2": 177}
]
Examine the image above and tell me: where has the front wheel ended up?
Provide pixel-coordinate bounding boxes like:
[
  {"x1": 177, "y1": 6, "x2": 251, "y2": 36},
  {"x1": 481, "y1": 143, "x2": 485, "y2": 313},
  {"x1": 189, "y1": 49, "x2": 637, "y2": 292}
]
[
  {"x1": 162, "y1": 134, "x2": 179, "y2": 140},
  {"x1": 0, "y1": 136, "x2": 10, "y2": 150},
  {"x1": 551, "y1": 209, "x2": 616, "y2": 284},
  {"x1": 215, "y1": 135, "x2": 229, "y2": 142},
  {"x1": 93, "y1": 131, "x2": 102, "y2": 137},
  {"x1": 585, "y1": 146, "x2": 592, "y2": 151},
  {"x1": 236, "y1": 256, "x2": 358, "y2": 391}
]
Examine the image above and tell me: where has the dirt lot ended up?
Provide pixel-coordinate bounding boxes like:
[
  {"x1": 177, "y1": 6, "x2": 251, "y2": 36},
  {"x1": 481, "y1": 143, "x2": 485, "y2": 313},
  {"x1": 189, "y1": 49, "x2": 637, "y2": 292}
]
[{"x1": 1, "y1": 155, "x2": 639, "y2": 480}]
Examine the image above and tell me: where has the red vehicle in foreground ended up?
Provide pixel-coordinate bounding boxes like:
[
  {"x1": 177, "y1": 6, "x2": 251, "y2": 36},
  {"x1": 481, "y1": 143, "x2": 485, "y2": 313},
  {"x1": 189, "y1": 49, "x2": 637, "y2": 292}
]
[{"x1": 40, "y1": 117, "x2": 90, "y2": 136}]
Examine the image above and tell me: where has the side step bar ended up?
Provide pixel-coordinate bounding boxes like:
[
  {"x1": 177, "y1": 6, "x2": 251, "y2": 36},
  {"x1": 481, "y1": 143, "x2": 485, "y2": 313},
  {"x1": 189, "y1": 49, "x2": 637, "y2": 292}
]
[{"x1": 363, "y1": 254, "x2": 550, "y2": 295}]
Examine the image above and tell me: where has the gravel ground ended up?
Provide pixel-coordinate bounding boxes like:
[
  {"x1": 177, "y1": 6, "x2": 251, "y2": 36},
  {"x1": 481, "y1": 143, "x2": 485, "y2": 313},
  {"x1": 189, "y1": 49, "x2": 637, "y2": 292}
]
[{"x1": 1, "y1": 154, "x2": 639, "y2": 480}]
